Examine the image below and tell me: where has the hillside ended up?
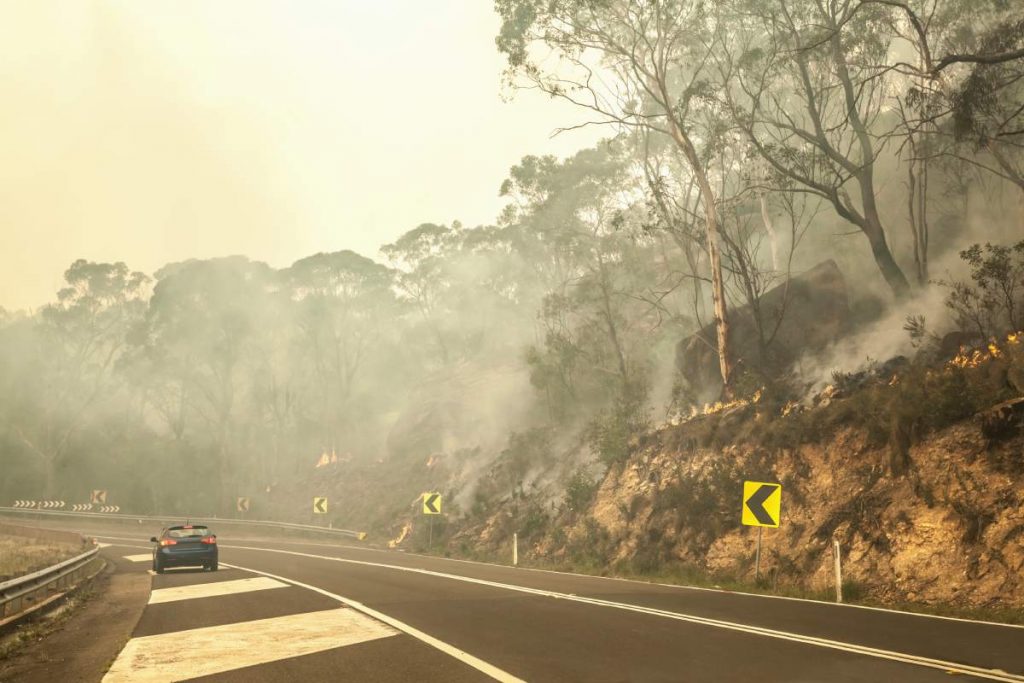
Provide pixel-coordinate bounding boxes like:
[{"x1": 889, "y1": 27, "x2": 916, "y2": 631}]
[{"x1": 371, "y1": 333, "x2": 1024, "y2": 614}]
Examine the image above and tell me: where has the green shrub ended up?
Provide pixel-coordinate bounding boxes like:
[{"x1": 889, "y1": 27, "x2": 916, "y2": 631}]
[{"x1": 564, "y1": 468, "x2": 598, "y2": 513}]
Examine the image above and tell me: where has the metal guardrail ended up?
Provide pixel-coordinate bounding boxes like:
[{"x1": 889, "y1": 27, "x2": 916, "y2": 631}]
[
  {"x1": 0, "y1": 507, "x2": 367, "y2": 540},
  {"x1": 0, "y1": 546, "x2": 100, "y2": 623}
]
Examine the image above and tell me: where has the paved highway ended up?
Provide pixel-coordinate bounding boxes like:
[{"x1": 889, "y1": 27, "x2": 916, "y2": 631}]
[{"x1": 67, "y1": 527, "x2": 1019, "y2": 683}]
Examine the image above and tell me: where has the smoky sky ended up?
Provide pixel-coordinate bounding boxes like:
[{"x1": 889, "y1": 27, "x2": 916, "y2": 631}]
[{"x1": 0, "y1": 1, "x2": 600, "y2": 310}]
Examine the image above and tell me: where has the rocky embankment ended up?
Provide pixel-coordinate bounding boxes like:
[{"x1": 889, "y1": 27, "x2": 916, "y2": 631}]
[{"x1": 547, "y1": 411, "x2": 1024, "y2": 608}]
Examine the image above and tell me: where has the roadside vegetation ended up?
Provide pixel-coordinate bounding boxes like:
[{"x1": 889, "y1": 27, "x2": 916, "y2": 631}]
[{"x1": 0, "y1": 533, "x2": 82, "y2": 583}]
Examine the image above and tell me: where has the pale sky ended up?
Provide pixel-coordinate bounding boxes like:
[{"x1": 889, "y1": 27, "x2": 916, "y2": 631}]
[{"x1": 0, "y1": 1, "x2": 600, "y2": 310}]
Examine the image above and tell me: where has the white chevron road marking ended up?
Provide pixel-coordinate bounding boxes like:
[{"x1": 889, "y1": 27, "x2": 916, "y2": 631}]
[
  {"x1": 122, "y1": 554, "x2": 151, "y2": 562},
  {"x1": 102, "y1": 608, "x2": 397, "y2": 682},
  {"x1": 148, "y1": 576, "x2": 287, "y2": 604}
]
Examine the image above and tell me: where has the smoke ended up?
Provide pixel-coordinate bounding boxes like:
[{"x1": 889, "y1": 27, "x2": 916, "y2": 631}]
[{"x1": 794, "y1": 286, "x2": 948, "y2": 394}]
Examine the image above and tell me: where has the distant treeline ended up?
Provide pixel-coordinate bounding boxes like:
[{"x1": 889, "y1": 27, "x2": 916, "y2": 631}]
[{"x1": 2, "y1": 0, "x2": 1023, "y2": 514}]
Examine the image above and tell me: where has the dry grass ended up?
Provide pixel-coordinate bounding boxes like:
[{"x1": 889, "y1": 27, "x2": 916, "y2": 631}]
[{"x1": 0, "y1": 534, "x2": 82, "y2": 583}]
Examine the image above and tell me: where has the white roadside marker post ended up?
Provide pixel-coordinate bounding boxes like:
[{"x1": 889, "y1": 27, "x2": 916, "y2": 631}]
[
  {"x1": 833, "y1": 537, "x2": 844, "y2": 603},
  {"x1": 513, "y1": 532, "x2": 518, "y2": 567}
]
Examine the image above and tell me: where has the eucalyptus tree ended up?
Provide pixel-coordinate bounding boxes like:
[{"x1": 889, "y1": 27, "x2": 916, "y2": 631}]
[
  {"x1": 873, "y1": 0, "x2": 1024, "y2": 279},
  {"x1": 8, "y1": 260, "x2": 148, "y2": 496},
  {"x1": 382, "y1": 223, "x2": 459, "y2": 366},
  {"x1": 720, "y1": 0, "x2": 914, "y2": 297},
  {"x1": 137, "y1": 256, "x2": 276, "y2": 509},
  {"x1": 501, "y1": 143, "x2": 662, "y2": 450},
  {"x1": 496, "y1": 0, "x2": 738, "y2": 394},
  {"x1": 283, "y1": 250, "x2": 399, "y2": 458}
]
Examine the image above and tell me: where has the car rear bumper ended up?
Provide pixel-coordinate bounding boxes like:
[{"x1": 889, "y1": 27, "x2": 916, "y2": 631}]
[{"x1": 157, "y1": 547, "x2": 218, "y2": 567}]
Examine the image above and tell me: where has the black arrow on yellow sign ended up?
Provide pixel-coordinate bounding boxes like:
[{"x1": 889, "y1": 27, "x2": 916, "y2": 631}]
[
  {"x1": 423, "y1": 493, "x2": 441, "y2": 514},
  {"x1": 745, "y1": 483, "x2": 780, "y2": 526},
  {"x1": 313, "y1": 497, "x2": 327, "y2": 514}
]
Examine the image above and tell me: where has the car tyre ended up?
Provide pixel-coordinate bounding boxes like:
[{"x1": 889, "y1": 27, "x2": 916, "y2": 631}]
[
  {"x1": 209, "y1": 561, "x2": 218, "y2": 572},
  {"x1": 154, "y1": 557, "x2": 165, "y2": 574}
]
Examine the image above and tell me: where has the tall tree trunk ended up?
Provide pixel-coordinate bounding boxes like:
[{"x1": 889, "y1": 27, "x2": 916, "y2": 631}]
[
  {"x1": 861, "y1": 204, "x2": 911, "y2": 298},
  {"x1": 759, "y1": 194, "x2": 780, "y2": 272},
  {"x1": 830, "y1": 26, "x2": 912, "y2": 299},
  {"x1": 668, "y1": 121, "x2": 733, "y2": 395},
  {"x1": 595, "y1": 261, "x2": 629, "y2": 386}
]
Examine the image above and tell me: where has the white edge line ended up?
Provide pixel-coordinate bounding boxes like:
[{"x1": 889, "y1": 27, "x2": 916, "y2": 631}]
[
  {"x1": 89, "y1": 534, "x2": 1024, "y2": 629},
  {"x1": 223, "y1": 545, "x2": 1024, "y2": 683},
  {"x1": 391, "y1": 552, "x2": 1024, "y2": 631},
  {"x1": 219, "y1": 562, "x2": 524, "y2": 683},
  {"x1": 217, "y1": 534, "x2": 1024, "y2": 631}
]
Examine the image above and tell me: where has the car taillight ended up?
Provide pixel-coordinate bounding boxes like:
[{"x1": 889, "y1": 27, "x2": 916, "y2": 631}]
[
  {"x1": 159, "y1": 539, "x2": 177, "y2": 546},
  {"x1": 201, "y1": 536, "x2": 216, "y2": 545}
]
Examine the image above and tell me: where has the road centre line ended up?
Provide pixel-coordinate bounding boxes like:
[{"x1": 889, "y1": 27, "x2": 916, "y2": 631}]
[
  {"x1": 220, "y1": 562, "x2": 525, "y2": 683},
  {"x1": 223, "y1": 545, "x2": 1024, "y2": 683}
]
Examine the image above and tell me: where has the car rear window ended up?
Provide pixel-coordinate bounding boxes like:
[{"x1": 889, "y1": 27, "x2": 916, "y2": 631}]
[{"x1": 166, "y1": 526, "x2": 212, "y2": 539}]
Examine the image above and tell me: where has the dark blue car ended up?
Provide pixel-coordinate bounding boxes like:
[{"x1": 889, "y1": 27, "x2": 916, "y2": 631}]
[{"x1": 151, "y1": 524, "x2": 218, "y2": 573}]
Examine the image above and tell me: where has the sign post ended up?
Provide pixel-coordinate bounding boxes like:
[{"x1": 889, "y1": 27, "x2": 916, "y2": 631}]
[
  {"x1": 755, "y1": 527, "x2": 763, "y2": 583},
  {"x1": 741, "y1": 481, "x2": 782, "y2": 583}
]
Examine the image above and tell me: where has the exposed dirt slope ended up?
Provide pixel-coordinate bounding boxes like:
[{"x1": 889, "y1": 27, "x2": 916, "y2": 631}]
[{"x1": 551, "y1": 414, "x2": 1024, "y2": 608}]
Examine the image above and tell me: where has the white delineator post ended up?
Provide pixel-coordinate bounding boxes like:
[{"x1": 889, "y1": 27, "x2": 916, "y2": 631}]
[
  {"x1": 513, "y1": 532, "x2": 519, "y2": 567},
  {"x1": 833, "y1": 537, "x2": 843, "y2": 603}
]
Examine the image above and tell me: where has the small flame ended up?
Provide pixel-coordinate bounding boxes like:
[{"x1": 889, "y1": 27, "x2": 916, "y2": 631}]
[
  {"x1": 946, "y1": 331, "x2": 1021, "y2": 371},
  {"x1": 387, "y1": 522, "x2": 412, "y2": 548},
  {"x1": 700, "y1": 388, "x2": 763, "y2": 417},
  {"x1": 781, "y1": 400, "x2": 802, "y2": 417}
]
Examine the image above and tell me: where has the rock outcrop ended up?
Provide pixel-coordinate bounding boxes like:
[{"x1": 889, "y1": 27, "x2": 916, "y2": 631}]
[{"x1": 675, "y1": 260, "x2": 851, "y2": 404}]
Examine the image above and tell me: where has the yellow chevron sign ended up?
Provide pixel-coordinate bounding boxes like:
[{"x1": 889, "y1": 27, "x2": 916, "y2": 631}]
[
  {"x1": 741, "y1": 481, "x2": 782, "y2": 528},
  {"x1": 422, "y1": 492, "x2": 441, "y2": 515}
]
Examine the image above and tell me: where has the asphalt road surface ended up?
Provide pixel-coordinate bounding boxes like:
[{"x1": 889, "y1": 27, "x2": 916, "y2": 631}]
[{"x1": 10, "y1": 516, "x2": 1024, "y2": 682}]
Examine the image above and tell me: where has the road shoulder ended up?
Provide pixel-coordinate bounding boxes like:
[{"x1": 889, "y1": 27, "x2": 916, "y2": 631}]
[{"x1": 0, "y1": 553, "x2": 150, "y2": 683}]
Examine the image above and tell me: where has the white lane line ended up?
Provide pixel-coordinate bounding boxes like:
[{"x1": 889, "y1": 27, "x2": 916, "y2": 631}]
[
  {"x1": 224, "y1": 546, "x2": 1024, "y2": 683},
  {"x1": 222, "y1": 562, "x2": 526, "y2": 683},
  {"x1": 122, "y1": 554, "x2": 151, "y2": 563},
  {"x1": 148, "y1": 576, "x2": 287, "y2": 604},
  {"x1": 102, "y1": 607, "x2": 396, "y2": 683}
]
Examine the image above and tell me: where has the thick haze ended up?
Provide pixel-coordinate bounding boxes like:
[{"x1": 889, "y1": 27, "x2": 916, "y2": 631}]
[{"x1": 0, "y1": 1, "x2": 598, "y2": 310}]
